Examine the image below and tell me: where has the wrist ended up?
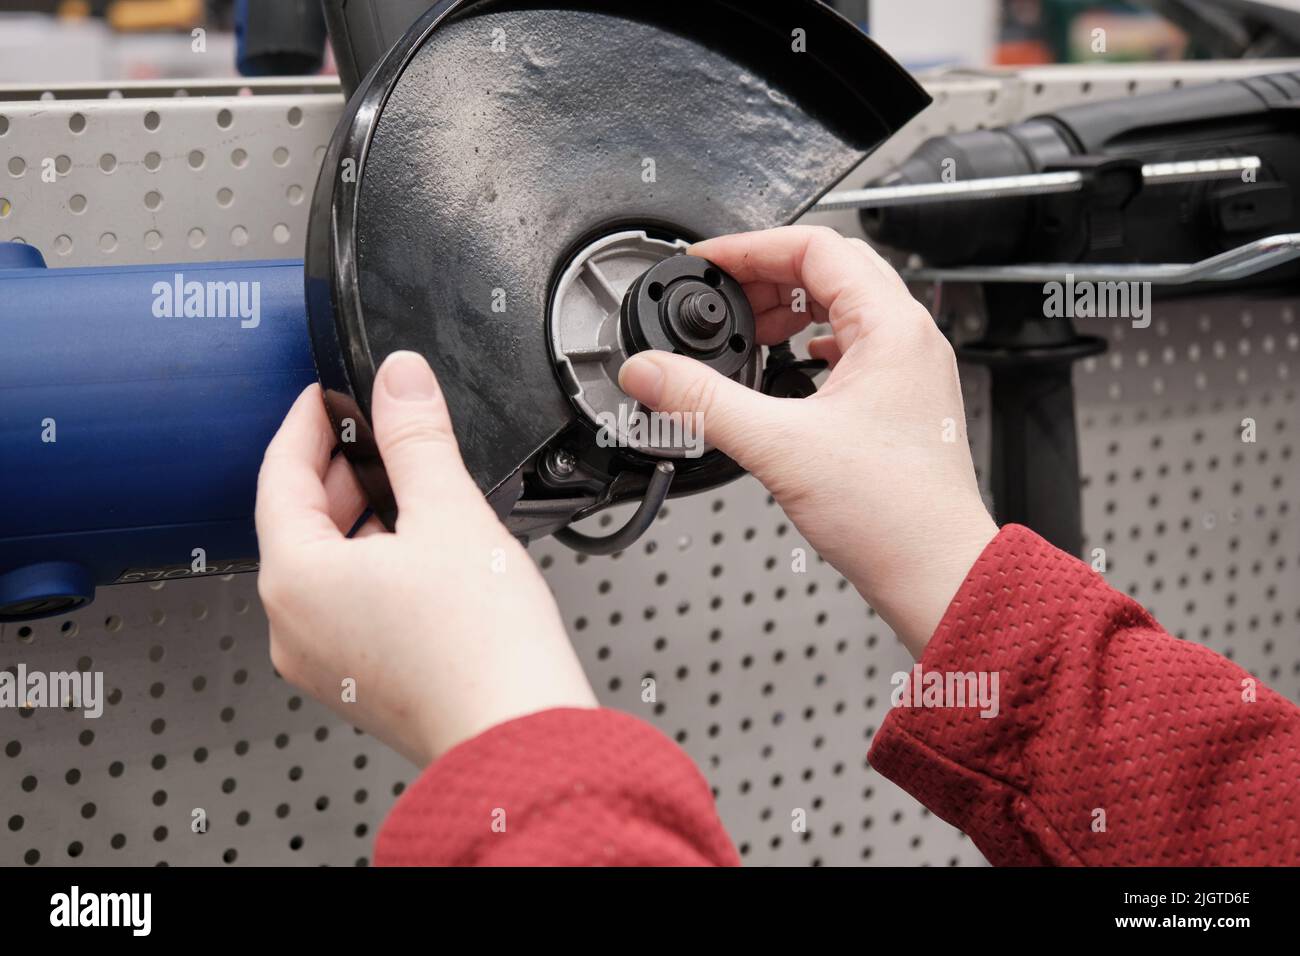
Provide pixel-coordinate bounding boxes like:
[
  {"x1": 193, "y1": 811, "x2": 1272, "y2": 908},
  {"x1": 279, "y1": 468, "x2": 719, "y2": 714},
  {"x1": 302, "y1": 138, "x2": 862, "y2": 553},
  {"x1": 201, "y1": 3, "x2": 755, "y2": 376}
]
[
  {"x1": 853, "y1": 500, "x2": 998, "y2": 660},
  {"x1": 416, "y1": 611, "x2": 599, "y2": 764}
]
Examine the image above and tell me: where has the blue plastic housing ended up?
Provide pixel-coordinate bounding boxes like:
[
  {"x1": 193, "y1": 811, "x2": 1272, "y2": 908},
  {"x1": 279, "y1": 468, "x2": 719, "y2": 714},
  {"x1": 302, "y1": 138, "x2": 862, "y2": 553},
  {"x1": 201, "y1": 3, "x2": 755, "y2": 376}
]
[{"x1": 0, "y1": 245, "x2": 316, "y2": 619}]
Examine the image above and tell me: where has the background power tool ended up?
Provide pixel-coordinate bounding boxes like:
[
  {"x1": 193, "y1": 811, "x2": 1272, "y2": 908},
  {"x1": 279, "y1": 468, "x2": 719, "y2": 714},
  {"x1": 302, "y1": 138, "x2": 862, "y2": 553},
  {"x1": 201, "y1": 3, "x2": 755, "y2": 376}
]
[{"x1": 847, "y1": 71, "x2": 1300, "y2": 555}]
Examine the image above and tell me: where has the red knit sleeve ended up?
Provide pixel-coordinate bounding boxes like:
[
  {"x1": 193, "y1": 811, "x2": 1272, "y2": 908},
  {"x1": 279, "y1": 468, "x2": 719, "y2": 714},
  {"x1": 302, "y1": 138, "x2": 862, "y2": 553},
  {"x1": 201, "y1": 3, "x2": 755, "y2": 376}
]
[
  {"x1": 374, "y1": 707, "x2": 739, "y2": 866},
  {"x1": 868, "y1": 524, "x2": 1300, "y2": 866}
]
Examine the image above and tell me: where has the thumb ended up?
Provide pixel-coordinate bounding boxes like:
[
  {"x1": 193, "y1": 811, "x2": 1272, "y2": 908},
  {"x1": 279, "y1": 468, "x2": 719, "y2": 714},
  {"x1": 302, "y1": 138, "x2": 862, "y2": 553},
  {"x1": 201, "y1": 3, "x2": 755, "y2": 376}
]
[
  {"x1": 618, "y1": 351, "x2": 796, "y2": 474},
  {"x1": 370, "y1": 350, "x2": 485, "y2": 532}
]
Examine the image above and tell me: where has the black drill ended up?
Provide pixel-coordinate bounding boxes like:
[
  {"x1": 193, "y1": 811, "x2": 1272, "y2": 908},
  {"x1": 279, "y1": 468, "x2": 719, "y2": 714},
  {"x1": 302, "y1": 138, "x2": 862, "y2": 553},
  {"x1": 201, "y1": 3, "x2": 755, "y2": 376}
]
[{"x1": 862, "y1": 72, "x2": 1300, "y2": 555}]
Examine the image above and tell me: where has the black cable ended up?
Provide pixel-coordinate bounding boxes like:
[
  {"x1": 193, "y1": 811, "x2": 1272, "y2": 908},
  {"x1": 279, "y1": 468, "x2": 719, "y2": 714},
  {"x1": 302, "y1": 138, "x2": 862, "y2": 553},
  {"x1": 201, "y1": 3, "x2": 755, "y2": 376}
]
[{"x1": 553, "y1": 462, "x2": 675, "y2": 556}]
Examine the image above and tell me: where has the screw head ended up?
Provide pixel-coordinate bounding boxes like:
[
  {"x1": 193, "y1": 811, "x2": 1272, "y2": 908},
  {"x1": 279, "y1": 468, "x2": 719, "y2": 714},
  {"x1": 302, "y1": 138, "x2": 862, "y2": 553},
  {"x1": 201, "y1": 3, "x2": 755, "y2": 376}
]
[{"x1": 551, "y1": 450, "x2": 576, "y2": 476}]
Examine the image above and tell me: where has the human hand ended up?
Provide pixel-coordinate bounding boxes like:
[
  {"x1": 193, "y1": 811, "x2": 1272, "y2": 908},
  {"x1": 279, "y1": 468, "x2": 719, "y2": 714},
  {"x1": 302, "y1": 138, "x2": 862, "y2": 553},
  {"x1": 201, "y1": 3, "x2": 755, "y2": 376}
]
[
  {"x1": 617, "y1": 226, "x2": 997, "y2": 657},
  {"x1": 255, "y1": 351, "x2": 596, "y2": 767}
]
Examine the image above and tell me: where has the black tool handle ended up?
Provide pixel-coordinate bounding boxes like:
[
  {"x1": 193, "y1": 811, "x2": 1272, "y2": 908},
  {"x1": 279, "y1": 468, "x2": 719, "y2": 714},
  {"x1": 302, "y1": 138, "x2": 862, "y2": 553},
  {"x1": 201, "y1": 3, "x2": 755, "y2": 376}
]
[
  {"x1": 987, "y1": 361, "x2": 1085, "y2": 557},
  {"x1": 964, "y1": 285, "x2": 1107, "y2": 558},
  {"x1": 236, "y1": 0, "x2": 327, "y2": 77}
]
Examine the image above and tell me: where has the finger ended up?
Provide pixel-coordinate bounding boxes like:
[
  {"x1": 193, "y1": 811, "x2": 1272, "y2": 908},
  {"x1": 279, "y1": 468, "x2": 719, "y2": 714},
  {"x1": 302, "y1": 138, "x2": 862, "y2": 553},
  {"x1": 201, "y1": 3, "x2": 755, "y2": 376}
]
[
  {"x1": 696, "y1": 226, "x2": 899, "y2": 291},
  {"x1": 369, "y1": 350, "x2": 489, "y2": 534},
  {"x1": 691, "y1": 226, "x2": 920, "y2": 349},
  {"x1": 744, "y1": 282, "x2": 810, "y2": 344},
  {"x1": 742, "y1": 282, "x2": 782, "y2": 314},
  {"x1": 846, "y1": 237, "x2": 910, "y2": 294},
  {"x1": 618, "y1": 351, "x2": 798, "y2": 476},
  {"x1": 740, "y1": 281, "x2": 829, "y2": 345},
  {"x1": 350, "y1": 514, "x2": 387, "y2": 539},
  {"x1": 755, "y1": 306, "x2": 813, "y2": 345},
  {"x1": 754, "y1": 298, "x2": 833, "y2": 346},
  {"x1": 807, "y1": 334, "x2": 843, "y2": 367},
  {"x1": 322, "y1": 452, "x2": 371, "y2": 535},
  {"x1": 256, "y1": 385, "x2": 344, "y2": 563}
]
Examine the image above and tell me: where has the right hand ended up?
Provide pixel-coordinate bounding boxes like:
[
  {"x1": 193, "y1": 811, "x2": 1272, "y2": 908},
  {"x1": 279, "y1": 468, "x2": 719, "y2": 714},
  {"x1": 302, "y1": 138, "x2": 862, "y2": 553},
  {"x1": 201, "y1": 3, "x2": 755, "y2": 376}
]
[{"x1": 617, "y1": 226, "x2": 997, "y2": 658}]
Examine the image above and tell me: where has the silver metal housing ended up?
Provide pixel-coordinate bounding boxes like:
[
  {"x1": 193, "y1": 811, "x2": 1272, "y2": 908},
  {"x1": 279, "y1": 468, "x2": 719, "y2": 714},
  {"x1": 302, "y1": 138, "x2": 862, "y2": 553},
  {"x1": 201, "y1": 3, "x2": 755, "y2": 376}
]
[{"x1": 548, "y1": 229, "x2": 760, "y2": 459}]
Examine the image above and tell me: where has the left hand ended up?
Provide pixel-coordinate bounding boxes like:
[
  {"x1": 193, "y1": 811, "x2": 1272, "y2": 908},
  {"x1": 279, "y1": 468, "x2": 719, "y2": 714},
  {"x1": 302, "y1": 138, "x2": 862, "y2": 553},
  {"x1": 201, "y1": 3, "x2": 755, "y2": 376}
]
[{"x1": 254, "y1": 351, "x2": 597, "y2": 767}]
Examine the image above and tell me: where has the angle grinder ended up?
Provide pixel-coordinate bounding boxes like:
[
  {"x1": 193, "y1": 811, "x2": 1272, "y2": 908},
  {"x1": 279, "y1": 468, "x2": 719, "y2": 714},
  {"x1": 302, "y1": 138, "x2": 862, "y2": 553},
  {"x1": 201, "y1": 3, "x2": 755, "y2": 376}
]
[
  {"x1": 305, "y1": 0, "x2": 931, "y2": 550},
  {"x1": 0, "y1": 0, "x2": 929, "y2": 618}
]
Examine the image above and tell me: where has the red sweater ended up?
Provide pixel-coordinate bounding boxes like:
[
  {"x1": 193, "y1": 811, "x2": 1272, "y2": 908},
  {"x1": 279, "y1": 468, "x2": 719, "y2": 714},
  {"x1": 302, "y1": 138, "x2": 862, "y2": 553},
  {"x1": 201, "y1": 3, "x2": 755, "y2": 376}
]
[{"x1": 374, "y1": 525, "x2": 1300, "y2": 866}]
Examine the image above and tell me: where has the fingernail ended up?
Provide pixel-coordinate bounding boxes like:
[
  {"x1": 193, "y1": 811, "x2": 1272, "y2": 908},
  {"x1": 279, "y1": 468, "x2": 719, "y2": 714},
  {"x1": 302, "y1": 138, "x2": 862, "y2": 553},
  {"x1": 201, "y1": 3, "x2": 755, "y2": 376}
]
[
  {"x1": 380, "y1": 350, "x2": 438, "y2": 401},
  {"x1": 618, "y1": 354, "x2": 664, "y2": 408}
]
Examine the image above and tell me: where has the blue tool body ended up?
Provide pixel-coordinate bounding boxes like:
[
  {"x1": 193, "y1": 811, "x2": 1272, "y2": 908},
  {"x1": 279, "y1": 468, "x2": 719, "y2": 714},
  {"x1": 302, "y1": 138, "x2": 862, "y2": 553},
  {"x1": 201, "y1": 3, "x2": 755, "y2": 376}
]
[{"x1": 0, "y1": 244, "x2": 315, "y2": 619}]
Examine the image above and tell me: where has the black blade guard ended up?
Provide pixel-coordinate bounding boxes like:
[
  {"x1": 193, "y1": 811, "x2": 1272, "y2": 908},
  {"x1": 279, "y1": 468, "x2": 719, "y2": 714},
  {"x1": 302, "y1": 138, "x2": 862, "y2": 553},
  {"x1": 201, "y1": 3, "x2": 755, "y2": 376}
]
[{"x1": 306, "y1": 0, "x2": 929, "y2": 527}]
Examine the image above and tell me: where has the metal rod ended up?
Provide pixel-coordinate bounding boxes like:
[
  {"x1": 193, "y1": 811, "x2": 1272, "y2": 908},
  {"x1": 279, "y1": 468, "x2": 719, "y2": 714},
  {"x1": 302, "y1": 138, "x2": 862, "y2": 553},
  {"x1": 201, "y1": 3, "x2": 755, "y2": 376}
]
[
  {"x1": 816, "y1": 156, "x2": 1262, "y2": 212},
  {"x1": 903, "y1": 232, "x2": 1300, "y2": 286}
]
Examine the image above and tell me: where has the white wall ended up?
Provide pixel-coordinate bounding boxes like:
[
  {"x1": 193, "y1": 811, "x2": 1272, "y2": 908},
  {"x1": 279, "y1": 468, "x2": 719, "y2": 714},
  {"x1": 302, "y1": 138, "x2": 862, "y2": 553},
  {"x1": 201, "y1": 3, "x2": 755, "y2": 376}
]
[{"x1": 870, "y1": 0, "x2": 1000, "y2": 69}]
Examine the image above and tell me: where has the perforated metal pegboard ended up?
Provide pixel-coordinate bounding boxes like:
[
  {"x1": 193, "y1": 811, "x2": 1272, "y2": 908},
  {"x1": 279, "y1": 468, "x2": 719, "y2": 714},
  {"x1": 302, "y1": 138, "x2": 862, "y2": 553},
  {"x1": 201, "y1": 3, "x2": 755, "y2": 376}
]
[{"x1": 2, "y1": 62, "x2": 1297, "y2": 868}]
